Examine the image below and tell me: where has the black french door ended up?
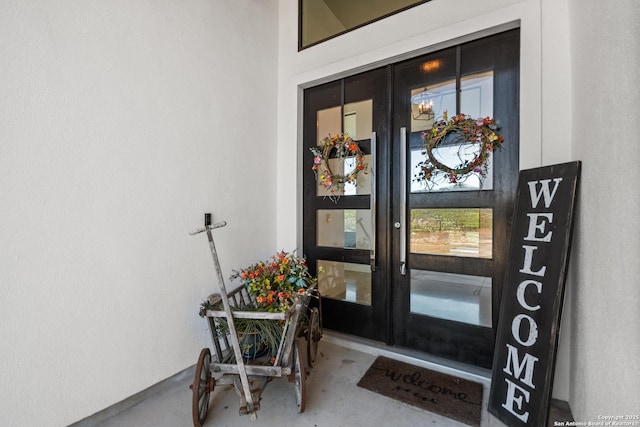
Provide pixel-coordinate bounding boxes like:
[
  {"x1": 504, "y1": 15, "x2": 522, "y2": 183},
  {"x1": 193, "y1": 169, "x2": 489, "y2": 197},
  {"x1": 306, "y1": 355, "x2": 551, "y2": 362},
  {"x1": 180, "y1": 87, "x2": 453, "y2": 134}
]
[
  {"x1": 302, "y1": 67, "x2": 390, "y2": 342},
  {"x1": 303, "y1": 29, "x2": 520, "y2": 368},
  {"x1": 390, "y1": 30, "x2": 520, "y2": 368}
]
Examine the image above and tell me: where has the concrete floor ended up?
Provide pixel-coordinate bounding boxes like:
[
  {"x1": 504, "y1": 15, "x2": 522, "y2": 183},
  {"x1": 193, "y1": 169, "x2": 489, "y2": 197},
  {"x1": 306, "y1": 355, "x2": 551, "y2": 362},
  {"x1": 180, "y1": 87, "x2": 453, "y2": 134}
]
[{"x1": 78, "y1": 332, "x2": 514, "y2": 427}]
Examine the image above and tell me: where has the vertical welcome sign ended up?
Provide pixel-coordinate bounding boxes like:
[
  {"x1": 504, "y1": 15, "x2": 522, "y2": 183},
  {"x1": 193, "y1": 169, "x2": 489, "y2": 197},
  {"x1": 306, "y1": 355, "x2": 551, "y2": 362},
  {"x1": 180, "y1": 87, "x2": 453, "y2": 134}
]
[{"x1": 489, "y1": 161, "x2": 581, "y2": 426}]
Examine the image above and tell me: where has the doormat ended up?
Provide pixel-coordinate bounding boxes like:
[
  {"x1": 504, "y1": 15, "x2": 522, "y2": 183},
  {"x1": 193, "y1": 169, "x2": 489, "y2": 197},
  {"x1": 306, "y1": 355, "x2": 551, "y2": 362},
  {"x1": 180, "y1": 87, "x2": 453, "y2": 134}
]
[{"x1": 357, "y1": 356, "x2": 483, "y2": 427}]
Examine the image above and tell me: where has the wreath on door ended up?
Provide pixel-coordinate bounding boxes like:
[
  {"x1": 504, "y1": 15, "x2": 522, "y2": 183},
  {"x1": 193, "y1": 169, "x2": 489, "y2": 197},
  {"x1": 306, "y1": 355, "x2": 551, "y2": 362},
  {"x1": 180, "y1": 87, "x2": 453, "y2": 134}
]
[
  {"x1": 310, "y1": 133, "x2": 368, "y2": 202},
  {"x1": 414, "y1": 113, "x2": 504, "y2": 189}
]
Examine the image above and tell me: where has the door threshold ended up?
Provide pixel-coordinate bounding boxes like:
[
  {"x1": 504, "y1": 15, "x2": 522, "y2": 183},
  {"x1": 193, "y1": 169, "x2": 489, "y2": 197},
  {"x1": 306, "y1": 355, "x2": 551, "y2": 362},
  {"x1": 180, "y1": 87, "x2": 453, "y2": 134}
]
[{"x1": 323, "y1": 330, "x2": 492, "y2": 384}]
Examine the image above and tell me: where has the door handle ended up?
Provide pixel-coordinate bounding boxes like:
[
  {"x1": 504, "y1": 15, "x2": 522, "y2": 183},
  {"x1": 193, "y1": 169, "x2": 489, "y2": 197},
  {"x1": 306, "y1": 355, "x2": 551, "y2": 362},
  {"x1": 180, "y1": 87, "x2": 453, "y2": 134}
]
[
  {"x1": 399, "y1": 127, "x2": 407, "y2": 275},
  {"x1": 370, "y1": 132, "x2": 376, "y2": 272}
]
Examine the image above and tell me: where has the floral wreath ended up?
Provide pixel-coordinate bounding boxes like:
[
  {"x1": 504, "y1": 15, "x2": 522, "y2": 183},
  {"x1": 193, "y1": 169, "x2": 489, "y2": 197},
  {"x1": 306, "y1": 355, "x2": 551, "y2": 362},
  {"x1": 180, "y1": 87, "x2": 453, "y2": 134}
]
[
  {"x1": 310, "y1": 133, "x2": 367, "y2": 202},
  {"x1": 415, "y1": 112, "x2": 504, "y2": 188}
]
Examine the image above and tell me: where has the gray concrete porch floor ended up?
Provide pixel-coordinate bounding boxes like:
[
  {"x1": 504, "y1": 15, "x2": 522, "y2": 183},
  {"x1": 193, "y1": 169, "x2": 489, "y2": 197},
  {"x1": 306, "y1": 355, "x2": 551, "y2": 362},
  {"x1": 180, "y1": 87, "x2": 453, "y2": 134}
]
[{"x1": 78, "y1": 332, "x2": 515, "y2": 427}]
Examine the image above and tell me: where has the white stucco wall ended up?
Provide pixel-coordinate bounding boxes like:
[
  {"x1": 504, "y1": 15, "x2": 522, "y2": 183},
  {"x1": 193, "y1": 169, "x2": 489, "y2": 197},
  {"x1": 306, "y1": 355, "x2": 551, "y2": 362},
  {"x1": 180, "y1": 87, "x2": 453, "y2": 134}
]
[
  {"x1": 568, "y1": 0, "x2": 640, "y2": 419},
  {"x1": 0, "y1": 1, "x2": 278, "y2": 425}
]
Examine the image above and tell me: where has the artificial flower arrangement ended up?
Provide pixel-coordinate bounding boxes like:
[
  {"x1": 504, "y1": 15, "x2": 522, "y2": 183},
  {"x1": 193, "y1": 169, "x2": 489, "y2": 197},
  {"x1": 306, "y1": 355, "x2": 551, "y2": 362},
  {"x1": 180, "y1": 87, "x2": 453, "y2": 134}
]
[
  {"x1": 414, "y1": 112, "x2": 504, "y2": 189},
  {"x1": 200, "y1": 251, "x2": 318, "y2": 360},
  {"x1": 310, "y1": 133, "x2": 367, "y2": 202},
  {"x1": 230, "y1": 250, "x2": 317, "y2": 312}
]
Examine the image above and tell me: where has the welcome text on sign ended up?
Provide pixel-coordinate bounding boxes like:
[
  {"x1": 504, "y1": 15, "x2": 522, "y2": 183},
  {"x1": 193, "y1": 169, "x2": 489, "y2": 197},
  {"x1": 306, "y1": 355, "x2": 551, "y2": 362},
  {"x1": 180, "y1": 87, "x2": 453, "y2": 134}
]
[{"x1": 501, "y1": 178, "x2": 563, "y2": 422}]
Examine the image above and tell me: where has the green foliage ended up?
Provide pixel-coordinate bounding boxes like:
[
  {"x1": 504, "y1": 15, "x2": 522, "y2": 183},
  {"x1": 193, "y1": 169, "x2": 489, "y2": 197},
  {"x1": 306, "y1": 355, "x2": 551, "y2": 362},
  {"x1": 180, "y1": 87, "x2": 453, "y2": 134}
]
[
  {"x1": 411, "y1": 208, "x2": 490, "y2": 233},
  {"x1": 213, "y1": 305, "x2": 285, "y2": 360}
]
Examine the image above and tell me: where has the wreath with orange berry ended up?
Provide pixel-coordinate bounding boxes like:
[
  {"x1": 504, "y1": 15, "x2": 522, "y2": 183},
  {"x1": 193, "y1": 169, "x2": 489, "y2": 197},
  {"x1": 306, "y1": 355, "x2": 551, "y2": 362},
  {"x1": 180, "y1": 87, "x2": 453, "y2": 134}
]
[
  {"x1": 310, "y1": 133, "x2": 367, "y2": 202},
  {"x1": 415, "y1": 113, "x2": 504, "y2": 188}
]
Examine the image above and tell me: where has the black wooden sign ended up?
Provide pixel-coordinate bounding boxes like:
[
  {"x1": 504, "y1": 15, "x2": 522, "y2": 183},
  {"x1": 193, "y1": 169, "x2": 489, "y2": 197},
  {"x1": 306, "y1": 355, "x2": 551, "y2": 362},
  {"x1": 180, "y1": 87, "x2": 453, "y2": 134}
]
[{"x1": 488, "y1": 161, "x2": 581, "y2": 426}]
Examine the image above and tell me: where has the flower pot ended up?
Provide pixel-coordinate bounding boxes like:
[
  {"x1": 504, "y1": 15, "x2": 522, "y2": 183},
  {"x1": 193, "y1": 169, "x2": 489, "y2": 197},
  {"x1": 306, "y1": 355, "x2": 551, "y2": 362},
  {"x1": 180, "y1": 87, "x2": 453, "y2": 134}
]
[{"x1": 240, "y1": 332, "x2": 268, "y2": 360}]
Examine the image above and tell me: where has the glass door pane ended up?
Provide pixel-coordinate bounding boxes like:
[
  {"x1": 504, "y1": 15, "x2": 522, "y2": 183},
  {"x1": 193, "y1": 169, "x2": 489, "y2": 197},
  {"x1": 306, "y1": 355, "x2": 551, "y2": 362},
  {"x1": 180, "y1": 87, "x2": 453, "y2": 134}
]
[
  {"x1": 315, "y1": 102, "x2": 373, "y2": 198},
  {"x1": 410, "y1": 270, "x2": 492, "y2": 327},
  {"x1": 317, "y1": 260, "x2": 372, "y2": 305},
  {"x1": 410, "y1": 208, "x2": 492, "y2": 258},
  {"x1": 317, "y1": 209, "x2": 372, "y2": 249},
  {"x1": 461, "y1": 71, "x2": 494, "y2": 118}
]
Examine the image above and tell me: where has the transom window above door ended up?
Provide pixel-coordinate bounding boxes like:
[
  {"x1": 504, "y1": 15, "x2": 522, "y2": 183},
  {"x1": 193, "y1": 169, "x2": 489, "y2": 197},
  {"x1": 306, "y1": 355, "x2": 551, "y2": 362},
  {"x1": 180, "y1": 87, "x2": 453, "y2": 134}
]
[{"x1": 299, "y1": 0, "x2": 430, "y2": 49}]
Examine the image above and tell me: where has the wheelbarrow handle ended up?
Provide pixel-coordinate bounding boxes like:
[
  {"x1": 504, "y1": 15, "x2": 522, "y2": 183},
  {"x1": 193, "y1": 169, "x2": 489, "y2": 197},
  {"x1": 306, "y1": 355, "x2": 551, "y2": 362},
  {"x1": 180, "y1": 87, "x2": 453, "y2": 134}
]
[{"x1": 189, "y1": 221, "x2": 227, "y2": 235}]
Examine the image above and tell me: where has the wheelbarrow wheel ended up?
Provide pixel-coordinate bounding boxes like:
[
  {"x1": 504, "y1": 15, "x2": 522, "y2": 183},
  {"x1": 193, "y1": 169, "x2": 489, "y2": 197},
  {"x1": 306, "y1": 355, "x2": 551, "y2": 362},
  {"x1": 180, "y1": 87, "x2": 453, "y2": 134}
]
[
  {"x1": 306, "y1": 307, "x2": 320, "y2": 367},
  {"x1": 293, "y1": 339, "x2": 307, "y2": 413},
  {"x1": 191, "y1": 348, "x2": 214, "y2": 427}
]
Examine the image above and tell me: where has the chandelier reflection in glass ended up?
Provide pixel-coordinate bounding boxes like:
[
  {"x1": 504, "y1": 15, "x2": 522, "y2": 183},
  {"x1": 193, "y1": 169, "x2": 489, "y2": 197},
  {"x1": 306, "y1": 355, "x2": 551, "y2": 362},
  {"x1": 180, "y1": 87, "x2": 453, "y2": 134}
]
[{"x1": 411, "y1": 87, "x2": 440, "y2": 121}]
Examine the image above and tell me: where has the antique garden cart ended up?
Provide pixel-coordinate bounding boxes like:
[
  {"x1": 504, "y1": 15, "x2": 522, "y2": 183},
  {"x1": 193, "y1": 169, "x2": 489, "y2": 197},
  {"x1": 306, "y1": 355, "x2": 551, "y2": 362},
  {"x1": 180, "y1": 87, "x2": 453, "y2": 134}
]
[{"x1": 189, "y1": 218, "x2": 322, "y2": 427}]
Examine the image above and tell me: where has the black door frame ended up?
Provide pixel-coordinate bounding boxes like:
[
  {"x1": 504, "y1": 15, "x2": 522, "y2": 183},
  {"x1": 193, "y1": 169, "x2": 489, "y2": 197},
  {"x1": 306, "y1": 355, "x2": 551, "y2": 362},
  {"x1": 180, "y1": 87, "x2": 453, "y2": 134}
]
[{"x1": 302, "y1": 29, "x2": 520, "y2": 368}]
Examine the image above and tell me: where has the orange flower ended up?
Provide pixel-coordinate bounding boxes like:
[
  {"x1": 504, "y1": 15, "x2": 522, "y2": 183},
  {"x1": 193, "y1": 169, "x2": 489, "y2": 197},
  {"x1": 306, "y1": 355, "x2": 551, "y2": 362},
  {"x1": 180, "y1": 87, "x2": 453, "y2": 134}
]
[{"x1": 231, "y1": 251, "x2": 318, "y2": 312}]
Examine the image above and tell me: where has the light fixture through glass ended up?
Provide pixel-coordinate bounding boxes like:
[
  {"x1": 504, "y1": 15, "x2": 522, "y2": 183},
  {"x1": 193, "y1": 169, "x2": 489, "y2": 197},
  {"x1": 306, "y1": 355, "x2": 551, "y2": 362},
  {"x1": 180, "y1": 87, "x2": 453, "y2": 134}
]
[
  {"x1": 411, "y1": 87, "x2": 439, "y2": 121},
  {"x1": 418, "y1": 99, "x2": 433, "y2": 115}
]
